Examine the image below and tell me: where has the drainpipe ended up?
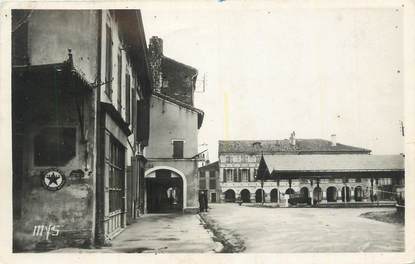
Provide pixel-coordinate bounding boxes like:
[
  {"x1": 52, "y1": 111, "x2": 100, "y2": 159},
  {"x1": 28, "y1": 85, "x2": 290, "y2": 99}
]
[{"x1": 94, "y1": 10, "x2": 104, "y2": 246}]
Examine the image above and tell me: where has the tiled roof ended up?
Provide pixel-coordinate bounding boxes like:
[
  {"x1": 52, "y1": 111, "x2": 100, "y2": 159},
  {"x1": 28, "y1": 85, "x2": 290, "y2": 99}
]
[
  {"x1": 218, "y1": 139, "x2": 371, "y2": 154},
  {"x1": 199, "y1": 161, "x2": 219, "y2": 171},
  {"x1": 263, "y1": 154, "x2": 404, "y2": 172}
]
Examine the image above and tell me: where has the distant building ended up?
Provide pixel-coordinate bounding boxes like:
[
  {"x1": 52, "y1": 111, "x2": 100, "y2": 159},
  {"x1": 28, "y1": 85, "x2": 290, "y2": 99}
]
[
  {"x1": 218, "y1": 133, "x2": 404, "y2": 205},
  {"x1": 145, "y1": 36, "x2": 204, "y2": 213},
  {"x1": 198, "y1": 161, "x2": 220, "y2": 203}
]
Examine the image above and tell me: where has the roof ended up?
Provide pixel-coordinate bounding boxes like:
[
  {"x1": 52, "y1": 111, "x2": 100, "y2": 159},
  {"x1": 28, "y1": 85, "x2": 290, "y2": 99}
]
[
  {"x1": 163, "y1": 56, "x2": 198, "y2": 73},
  {"x1": 263, "y1": 154, "x2": 404, "y2": 172},
  {"x1": 218, "y1": 139, "x2": 371, "y2": 154},
  {"x1": 153, "y1": 92, "x2": 204, "y2": 129},
  {"x1": 199, "y1": 161, "x2": 219, "y2": 171}
]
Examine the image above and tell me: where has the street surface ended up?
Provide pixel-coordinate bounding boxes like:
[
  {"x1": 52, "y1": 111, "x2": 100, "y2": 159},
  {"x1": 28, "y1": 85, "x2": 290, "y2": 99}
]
[
  {"x1": 52, "y1": 213, "x2": 217, "y2": 253},
  {"x1": 205, "y1": 203, "x2": 404, "y2": 253}
]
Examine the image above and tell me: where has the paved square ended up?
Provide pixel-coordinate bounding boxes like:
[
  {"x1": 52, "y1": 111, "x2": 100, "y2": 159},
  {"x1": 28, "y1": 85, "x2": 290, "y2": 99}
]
[{"x1": 205, "y1": 204, "x2": 404, "y2": 253}]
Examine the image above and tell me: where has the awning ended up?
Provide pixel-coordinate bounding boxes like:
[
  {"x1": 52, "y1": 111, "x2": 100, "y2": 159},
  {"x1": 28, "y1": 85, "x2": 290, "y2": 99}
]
[{"x1": 13, "y1": 61, "x2": 93, "y2": 96}]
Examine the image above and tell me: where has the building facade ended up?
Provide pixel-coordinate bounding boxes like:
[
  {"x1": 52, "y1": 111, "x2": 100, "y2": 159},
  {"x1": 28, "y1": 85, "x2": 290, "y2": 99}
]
[
  {"x1": 144, "y1": 37, "x2": 204, "y2": 213},
  {"x1": 12, "y1": 10, "x2": 152, "y2": 251},
  {"x1": 198, "y1": 161, "x2": 221, "y2": 203},
  {"x1": 218, "y1": 133, "x2": 404, "y2": 205}
]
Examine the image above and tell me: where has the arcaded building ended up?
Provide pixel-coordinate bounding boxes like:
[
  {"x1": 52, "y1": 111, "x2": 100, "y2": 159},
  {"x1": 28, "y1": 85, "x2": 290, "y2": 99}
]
[{"x1": 218, "y1": 133, "x2": 404, "y2": 204}]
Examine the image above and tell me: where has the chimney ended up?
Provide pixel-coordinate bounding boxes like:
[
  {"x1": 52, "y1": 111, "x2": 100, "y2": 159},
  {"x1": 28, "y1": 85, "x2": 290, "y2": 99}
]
[
  {"x1": 289, "y1": 131, "x2": 296, "y2": 146},
  {"x1": 149, "y1": 36, "x2": 164, "y2": 92},
  {"x1": 331, "y1": 134, "x2": 337, "y2": 146}
]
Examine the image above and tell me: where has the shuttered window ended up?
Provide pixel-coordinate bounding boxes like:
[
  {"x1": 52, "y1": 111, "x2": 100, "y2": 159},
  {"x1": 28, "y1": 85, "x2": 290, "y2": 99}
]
[
  {"x1": 105, "y1": 25, "x2": 113, "y2": 98},
  {"x1": 125, "y1": 73, "x2": 130, "y2": 123},
  {"x1": 173, "y1": 140, "x2": 184, "y2": 158}
]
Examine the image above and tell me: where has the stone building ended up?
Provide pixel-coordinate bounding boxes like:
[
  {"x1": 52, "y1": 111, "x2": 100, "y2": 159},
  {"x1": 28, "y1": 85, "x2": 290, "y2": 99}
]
[
  {"x1": 218, "y1": 133, "x2": 404, "y2": 205},
  {"x1": 145, "y1": 37, "x2": 204, "y2": 213},
  {"x1": 12, "y1": 10, "x2": 152, "y2": 251},
  {"x1": 198, "y1": 161, "x2": 221, "y2": 203}
]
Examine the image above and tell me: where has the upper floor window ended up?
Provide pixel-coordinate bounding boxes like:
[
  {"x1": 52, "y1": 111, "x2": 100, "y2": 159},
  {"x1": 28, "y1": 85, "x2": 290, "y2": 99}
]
[
  {"x1": 105, "y1": 25, "x2": 113, "y2": 99},
  {"x1": 125, "y1": 73, "x2": 131, "y2": 124},
  {"x1": 172, "y1": 140, "x2": 184, "y2": 158},
  {"x1": 34, "y1": 127, "x2": 76, "y2": 166},
  {"x1": 225, "y1": 156, "x2": 231, "y2": 163},
  {"x1": 117, "y1": 53, "x2": 122, "y2": 112},
  {"x1": 209, "y1": 177, "x2": 216, "y2": 189},
  {"x1": 209, "y1": 170, "x2": 215, "y2": 179}
]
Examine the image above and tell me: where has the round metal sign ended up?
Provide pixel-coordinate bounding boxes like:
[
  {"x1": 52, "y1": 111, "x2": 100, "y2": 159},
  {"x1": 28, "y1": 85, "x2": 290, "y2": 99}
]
[{"x1": 41, "y1": 168, "x2": 66, "y2": 191}]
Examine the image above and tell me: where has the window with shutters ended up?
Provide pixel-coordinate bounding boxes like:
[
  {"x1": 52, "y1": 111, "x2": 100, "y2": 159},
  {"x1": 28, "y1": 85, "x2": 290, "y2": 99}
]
[
  {"x1": 117, "y1": 53, "x2": 122, "y2": 112},
  {"x1": 125, "y1": 73, "x2": 131, "y2": 123},
  {"x1": 209, "y1": 177, "x2": 216, "y2": 189},
  {"x1": 105, "y1": 25, "x2": 113, "y2": 99},
  {"x1": 172, "y1": 140, "x2": 184, "y2": 158}
]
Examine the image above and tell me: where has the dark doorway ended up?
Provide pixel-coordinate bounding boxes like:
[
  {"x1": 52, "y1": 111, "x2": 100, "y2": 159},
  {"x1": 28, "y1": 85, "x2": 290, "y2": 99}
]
[
  {"x1": 240, "y1": 189, "x2": 251, "y2": 203},
  {"x1": 354, "y1": 186, "x2": 363, "y2": 202},
  {"x1": 255, "y1": 189, "x2": 265, "y2": 203},
  {"x1": 327, "y1": 186, "x2": 337, "y2": 202},
  {"x1": 342, "y1": 186, "x2": 351, "y2": 202},
  {"x1": 300, "y1": 187, "x2": 309, "y2": 199},
  {"x1": 211, "y1": 193, "x2": 217, "y2": 203},
  {"x1": 146, "y1": 170, "x2": 183, "y2": 213},
  {"x1": 224, "y1": 189, "x2": 236, "y2": 202},
  {"x1": 270, "y1": 189, "x2": 279, "y2": 202}
]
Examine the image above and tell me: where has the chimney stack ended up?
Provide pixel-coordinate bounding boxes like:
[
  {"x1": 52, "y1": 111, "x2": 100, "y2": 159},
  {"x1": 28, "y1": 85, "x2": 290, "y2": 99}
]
[
  {"x1": 149, "y1": 36, "x2": 164, "y2": 92},
  {"x1": 289, "y1": 131, "x2": 296, "y2": 146},
  {"x1": 331, "y1": 134, "x2": 337, "y2": 146}
]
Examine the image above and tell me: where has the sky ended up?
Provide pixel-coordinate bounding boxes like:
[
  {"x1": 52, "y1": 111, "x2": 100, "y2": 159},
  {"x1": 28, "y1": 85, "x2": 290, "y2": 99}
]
[{"x1": 141, "y1": 5, "x2": 404, "y2": 161}]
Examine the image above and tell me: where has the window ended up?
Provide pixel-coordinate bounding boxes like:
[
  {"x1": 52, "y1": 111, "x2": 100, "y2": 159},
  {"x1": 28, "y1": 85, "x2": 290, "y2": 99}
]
[
  {"x1": 225, "y1": 169, "x2": 233, "y2": 182},
  {"x1": 117, "y1": 53, "x2": 122, "y2": 112},
  {"x1": 241, "y1": 169, "x2": 249, "y2": 182},
  {"x1": 226, "y1": 156, "x2": 231, "y2": 163},
  {"x1": 355, "y1": 177, "x2": 362, "y2": 183},
  {"x1": 173, "y1": 140, "x2": 184, "y2": 158},
  {"x1": 329, "y1": 178, "x2": 335, "y2": 183},
  {"x1": 105, "y1": 25, "x2": 113, "y2": 98},
  {"x1": 209, "y1": 170, "x2": 215, "y2": 179},
  {"x1": 233, "y1": 168, "x2": 238, "y2": 182},
  {"x1": 125, "y1": 73, "x2": 131, "y2": 123},
  {"x1": 209, "y1": 177, "x2": 216, "y2": 189},
  {"x1": 34, "y1": 127, "x2": 76, "y2": 166},
  {"x1": 107, "y1": 135, "x2": 125, "y2": 213}
]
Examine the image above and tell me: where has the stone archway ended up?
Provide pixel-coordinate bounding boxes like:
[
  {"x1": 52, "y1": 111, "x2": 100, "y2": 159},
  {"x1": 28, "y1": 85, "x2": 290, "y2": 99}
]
[
  {"x1": 224, "y1": 189, "x2": 236, "y2": 203},
  {"x1": 145, "y1": 166, "x2": 187, "y2": 213},
  {"x1": 270, "y1": 189, "x2": 279, "y2": 202},
  {"x1": 285, "y1": 188, "x2": 295, "y2": 195},
  {"x1": 240, "y1": 189, "x2": 251, "y2": 203},
  {"x1": 326, "y1": 186, "x2": 337, "y2": 202},
  {"x1": 300, "y1": 187, "x2": 309, "y2": 199}
]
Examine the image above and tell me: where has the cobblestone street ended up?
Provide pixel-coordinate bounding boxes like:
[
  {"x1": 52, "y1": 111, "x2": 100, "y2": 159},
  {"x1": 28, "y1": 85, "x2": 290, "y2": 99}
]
[{"x1": 203, "y1": 203, "x2": 404, "y2": 253}]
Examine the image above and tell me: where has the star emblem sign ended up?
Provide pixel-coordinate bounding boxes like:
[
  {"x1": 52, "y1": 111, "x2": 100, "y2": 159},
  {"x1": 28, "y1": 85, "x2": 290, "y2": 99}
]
[
  {"x1": 46, "y1": 172, "x2": 61, "y2": 186},
  {"x1": 41, "y1": 169, "x2": 66, "y2": 191}
]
